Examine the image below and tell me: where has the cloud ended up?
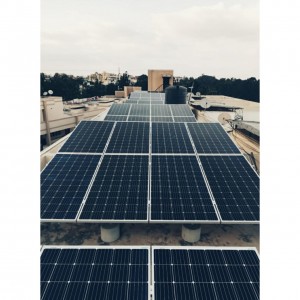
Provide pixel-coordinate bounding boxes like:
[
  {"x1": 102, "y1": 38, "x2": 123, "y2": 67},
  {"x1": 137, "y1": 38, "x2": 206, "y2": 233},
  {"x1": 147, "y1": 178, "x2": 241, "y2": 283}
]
[{"x1": 41, "y1": 1, "x2": 259, "y2": 78}]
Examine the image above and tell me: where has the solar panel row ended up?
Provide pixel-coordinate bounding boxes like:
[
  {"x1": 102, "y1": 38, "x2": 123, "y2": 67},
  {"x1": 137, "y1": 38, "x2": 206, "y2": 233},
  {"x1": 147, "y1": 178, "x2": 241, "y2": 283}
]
[
  {"x1": 105, "y1": 103, "x2": 196, "y2": 122},
  {"x1": 41, "y1": 121, "x2": 259, "y2": 223},
  {"x1": 41, "y1": 247, "x2": 259, "y2": 300},
  {"x1": 58, "y1": 121, "x2": 238, "y2": 154},
  {"x1": 41, "y1": 154, "x2": 258, "y2": 223}
]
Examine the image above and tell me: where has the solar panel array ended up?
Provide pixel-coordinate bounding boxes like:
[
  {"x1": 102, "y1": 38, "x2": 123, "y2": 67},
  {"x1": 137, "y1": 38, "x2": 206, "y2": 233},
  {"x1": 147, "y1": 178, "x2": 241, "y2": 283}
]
[
  {"x1": 41, "y1": 246, "x2": 149, "y2": 300},
  {"x1": 127, "y1": 91, "x2": 165, "y2": 105},
  {"x1": 105, "y1": 104, "x2": 197, "y2": 123},
  {"x1": 153, "y1": 247, "x2": 260, "y2": 300},
  {"x1": 41, "y1": 246, "x2": 259, "y2": 300},
  {"x1": 41, "y1": 118, "x2": 259, "y2": 224}
]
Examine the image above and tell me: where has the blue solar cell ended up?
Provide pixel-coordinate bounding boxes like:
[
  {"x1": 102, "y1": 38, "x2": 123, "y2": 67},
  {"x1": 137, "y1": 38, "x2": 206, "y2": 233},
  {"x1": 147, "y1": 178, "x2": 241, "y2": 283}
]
[
  {"x1": 41, "y1": 154, "x2": 100, "y2": 220},
  {"x1": 200, "y1": 156, "x2": 259, "y2": 222},
  {"x1": 79, "y1": 155, "x2": 149, "y2": 221},
  {"x1": 59, "y1": 121, "x2": 114, "y2": 153},
  {"x1": 170, "y1": 105, "x2": 194, "y2": 117},
  {"x1": 152, "y1": 123, "x2": 194, "y2": 153},
  {"x1": 128, "y1": 116, "x2": 150, "y2": 122},
  {"x1": 107, "y1": 103, "x2": 131, "y2": 115},
  {"x1": 130, "y1": 104, "x2": 150, "y2": 116},
  {"x1": 41, "y1": 248, "x2": 149, "y2": 300},
  {"x1": 64, "y1": 283, "x2": 89, "y2": 300},
  {"x1": 104, "y1": 115, "x2": 127, "y2": 121},
  {"x1": 151, "y1": 156, "x2": 218, "y2": 221},
  {"x1": 42, "y1": 282, "x2": 68, "y2": 300},
  {"x1": 151, "y1": 105, "x2": 172, "y2": 116},
  {"x1": 151, "y1": 116, "x2": 173, "y2": 122},
  {"x1": 188, "y1": 123, "x2": 240, "y2": 154},
  {"x1": 106, "y1": 122, "x2": 149, "y2": 153},
  {"x1": 153, "y1": 248, "x2": 260, "y2": 300}
]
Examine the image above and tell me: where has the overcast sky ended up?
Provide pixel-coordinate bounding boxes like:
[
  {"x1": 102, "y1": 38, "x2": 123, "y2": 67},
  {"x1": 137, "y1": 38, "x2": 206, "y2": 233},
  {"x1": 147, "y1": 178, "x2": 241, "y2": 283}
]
[{"x1": 41, "y1": 0, "x2": 259, "y2": 79}]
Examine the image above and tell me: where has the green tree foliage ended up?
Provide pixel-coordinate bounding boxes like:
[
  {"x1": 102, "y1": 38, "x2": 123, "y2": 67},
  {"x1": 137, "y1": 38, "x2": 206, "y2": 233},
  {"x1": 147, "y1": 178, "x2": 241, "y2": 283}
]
[
  {"x1": 117, "y1": 72, "x2": 131, "y2": 90},
  {"x1": 179, "y1": 75, "x2": 260, "y2": 102},
  {"x1": 135, "y1": 74, "x2": 148, "y2": 90},
  {"x1": 41, "y1": 73, "x2": 259, "y2": 102}
]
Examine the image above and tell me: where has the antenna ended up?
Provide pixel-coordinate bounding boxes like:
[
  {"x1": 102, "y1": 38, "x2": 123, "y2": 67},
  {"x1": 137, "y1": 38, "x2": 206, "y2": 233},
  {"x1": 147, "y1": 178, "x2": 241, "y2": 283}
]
[{"x1": 187, "y1": 82, "x2": 194, "y2": 103}]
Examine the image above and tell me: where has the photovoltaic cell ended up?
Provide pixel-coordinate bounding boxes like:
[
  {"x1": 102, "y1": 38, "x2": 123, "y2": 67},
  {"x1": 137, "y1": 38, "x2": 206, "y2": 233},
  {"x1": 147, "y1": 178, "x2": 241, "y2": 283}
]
[
  {"x1": 41, "y1": 154, "x2": 100, "y2": 220},
  {"x1": 106, "y1": 122, "x2": 150, "y2": 153},
  {"x1": 151, "y1": 100, "x2": 164, "y2": 105},
  {"x1": 187, "y1": 123, "x2": 240, "y2": 154},
  {"x1": 151, "y1": 117, "x2": 173, "y2": 123},
  {"x1": 41, "y1": 247, "x2": 149, "y2": 300},
  {"x1": 153, "y1": 248, "x2": 259, "y2": 300},
  {"x1": 151, "y1": 105, "x2": 172, "y2": 116},
  {"x1": 104, "y1": 115, "x2": 128, "y2": 121},
  {"x1": 128, "y1": 116, "x2": 150, "y2": 122},
  {"x1": 107, "y1": 104, "x2": 131, "y2": 115},
  {"x1": 173, "y1": 116, "x2": 197, "y2": 123},
  {"x1": 79, "y1": 155, "x2": 149, "y2": 221},
  {"x1": 130, "y1": 104, "x2": 150, "y2": 116},
  {"x1": 59, "y1": 121, "x2": 114, "y2": 153},
  {"x1": 151, "y1": 156, "x2": 218, "y2": 221},
  {"x1": 152, "y1": 123, "x2": 194, "y2": 153},
  {"x1": 200, "y1": 156, "x2": 259, "y2": 222},
  {"x1": 170, "y1": 105, "x2": 194, "y2": 117}
]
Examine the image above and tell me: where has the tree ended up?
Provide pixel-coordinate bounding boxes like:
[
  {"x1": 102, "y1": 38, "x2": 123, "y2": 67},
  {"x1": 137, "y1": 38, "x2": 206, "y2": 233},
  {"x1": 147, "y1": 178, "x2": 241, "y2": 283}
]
[
  {"x1": 135, "y1": 74, "x2": 148, "y2": 90},
  {"x1": 117, "y1": 72, "x2": 130, "y2": 90}
]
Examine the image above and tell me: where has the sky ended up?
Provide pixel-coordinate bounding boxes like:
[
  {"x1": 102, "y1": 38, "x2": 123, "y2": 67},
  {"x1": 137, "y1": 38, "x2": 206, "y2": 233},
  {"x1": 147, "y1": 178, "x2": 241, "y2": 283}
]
[{"x1": 41, "y1": 0, "x2": 259, "y2": 79}]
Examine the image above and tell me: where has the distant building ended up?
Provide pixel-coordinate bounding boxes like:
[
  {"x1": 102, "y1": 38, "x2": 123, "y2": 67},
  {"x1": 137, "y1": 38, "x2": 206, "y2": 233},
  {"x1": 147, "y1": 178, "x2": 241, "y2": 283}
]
[
  {"x1": 148, "y1": 69, "x2": 174, "y2": 92},
  {"x1": 87, "y1": 71, "x2": 120, "y2": 85}
]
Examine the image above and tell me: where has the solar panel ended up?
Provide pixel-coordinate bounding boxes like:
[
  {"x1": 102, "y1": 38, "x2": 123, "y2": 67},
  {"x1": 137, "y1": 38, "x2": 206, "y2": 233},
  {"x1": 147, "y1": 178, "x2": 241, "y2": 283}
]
[
  {"x1": 151, "y1": 105, "x2": 172, "y2": 116},
  {"x1": 59, "y1": 121, "x2": 114, "y2": 153},
  {"x1": 170, "y1": 105, "x2": 194, "y2": 117},
  {"x1": 128, "y1": 116, "x2": 151, "y2": 122},
  {"x1": 153, "y1": 247, "x2": 259, "y2": 300},
  {"x1": 41, "y1": 246, "x2": 149, "y2": 300},
  {"x1": 152, "y1": 123, "x2": 194, "y2": 153},
  {"x1": 151, "y1": 156, "x2": 218, "y2": 222},
  {"x1": 79, "y1": 155, "x2": 149, "y2": 222},
  {"x1": 104, "y1": 115, "x2": 128, "y2": 121},
  {"x1": 107, "y1": 104, "x2": 131, "y2": 115},
  {"x1": 151, "y1": 100, "x2": 165, "y2": 105},
  {"x1": 41, "y1": 154, "x2": 100, "y2": 221},
  {"x1": 173, "y1": 116, "x2": 197, "y2": 123},
  {"x1": 200, "y1": 155, "x2": 259, "y2": 222},
  {"x1": 138, "y1": 101, "x2": 151, "y2": 105},
  {"x1": 126, "y1": 99, "x2": 138, "y2": 104},
  {"x1": 106, "y1": 122, "x2": 150, "y2": 153},
  {"x1": 130, "y1": 104, "x2": 150, "y2": 116},
  {"x1": 151, "y1": 116, "x2": 173, "y2": 122},
  {"x1": 187, "y1": 123, "x2": 240, "y2": 154},
  {"x1": 141, "y1": 93, "x2": 151, "y2": 99}
]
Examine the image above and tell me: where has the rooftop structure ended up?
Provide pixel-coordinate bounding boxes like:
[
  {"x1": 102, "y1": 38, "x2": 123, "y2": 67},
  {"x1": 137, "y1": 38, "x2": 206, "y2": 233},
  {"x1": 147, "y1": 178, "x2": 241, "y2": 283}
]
[
  {"x1": 41, "y1": 89, "x2": 260, "y2": 299},
  {"x1": 148, "y1": 69, "x2": 174, "y2": 92}
]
